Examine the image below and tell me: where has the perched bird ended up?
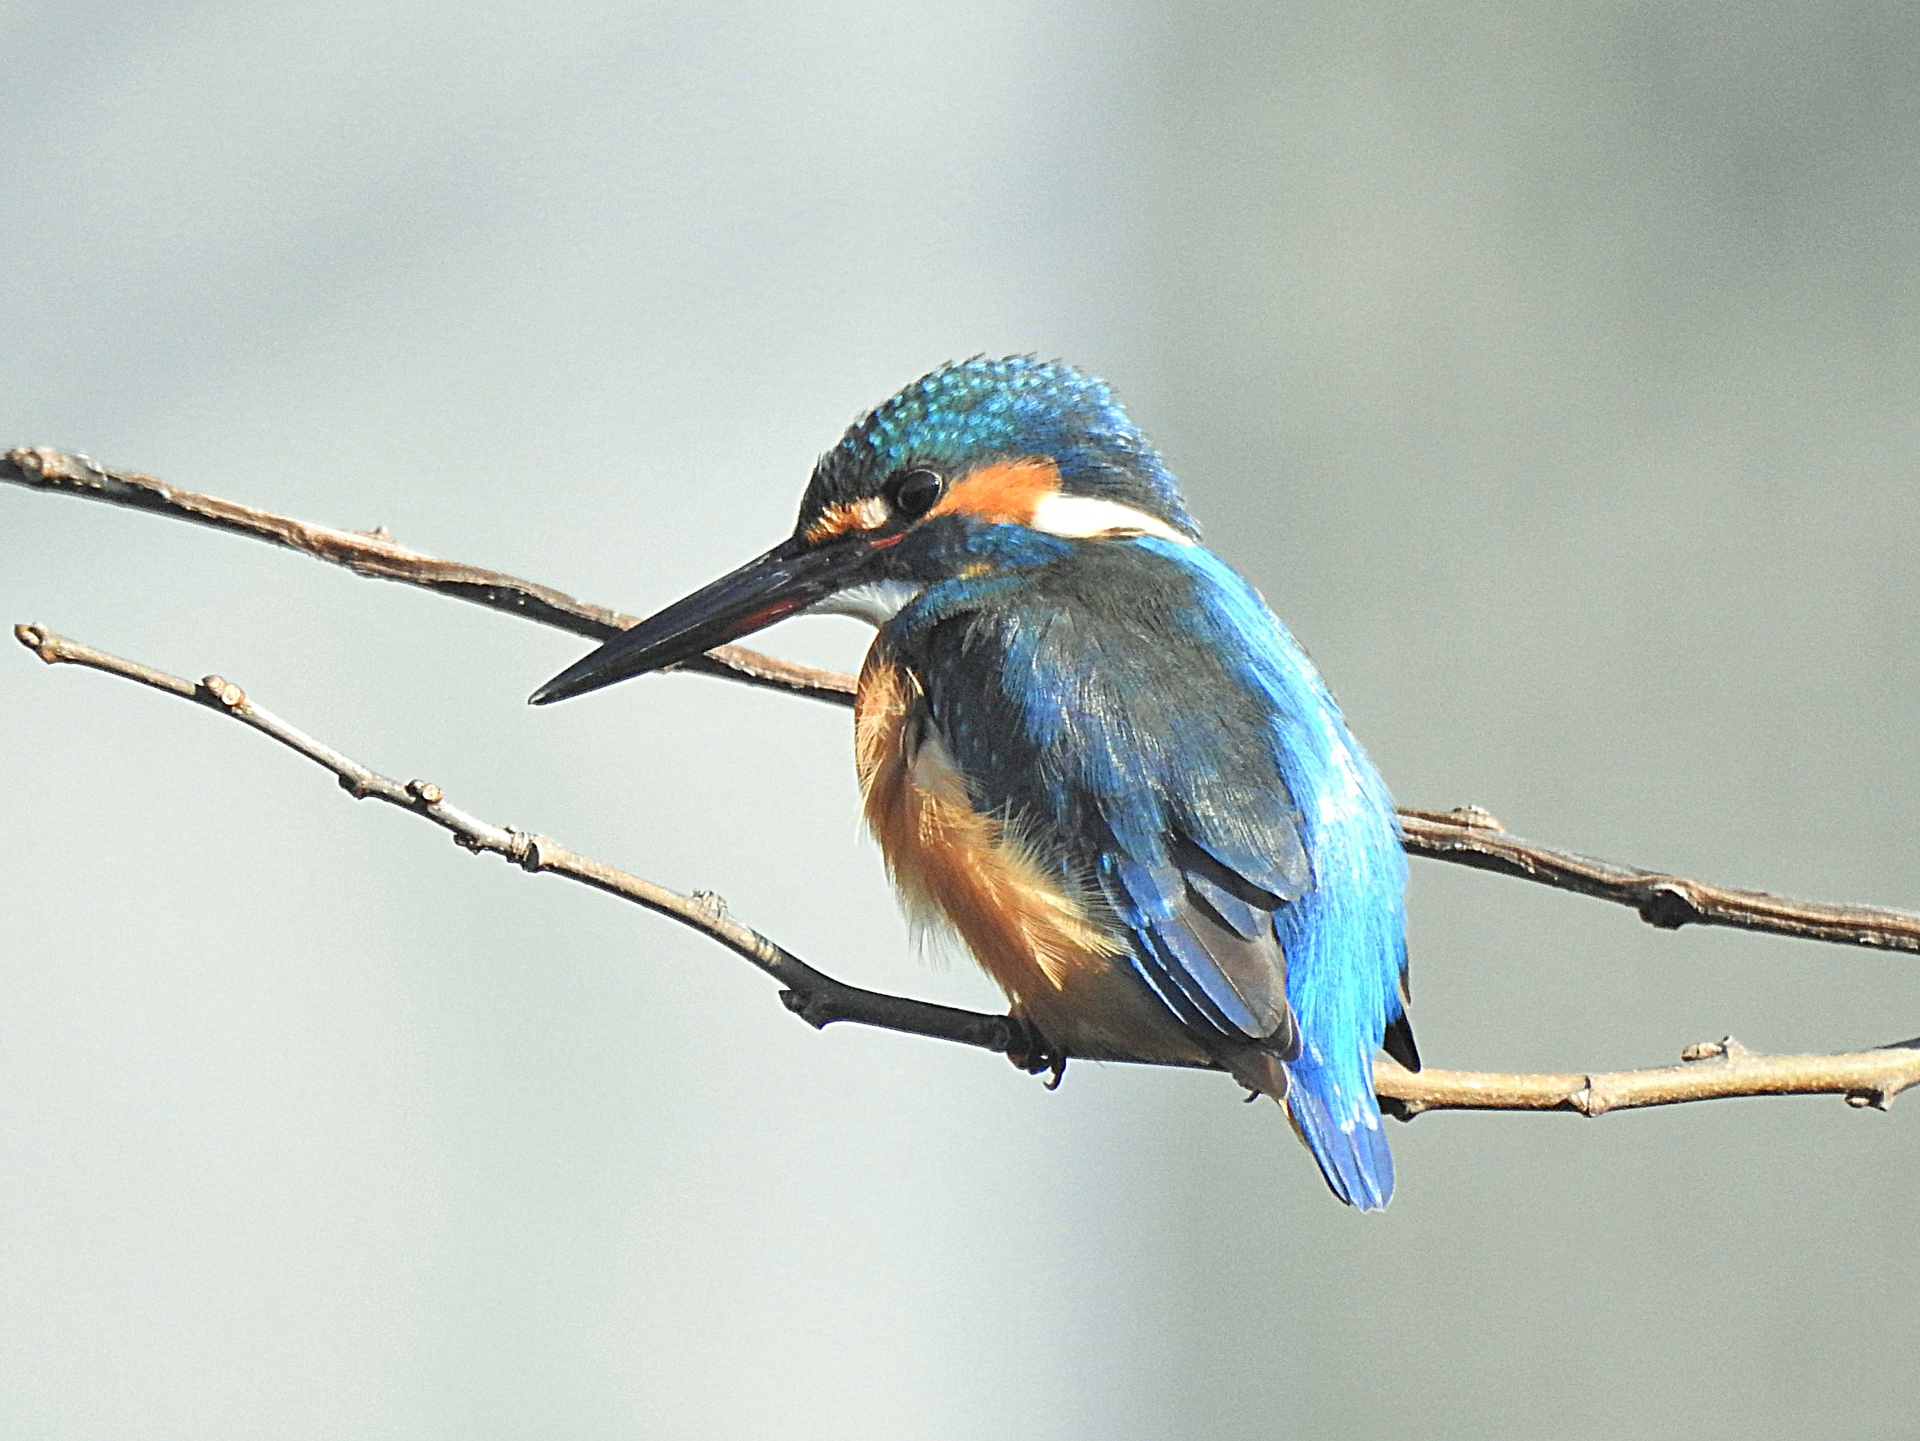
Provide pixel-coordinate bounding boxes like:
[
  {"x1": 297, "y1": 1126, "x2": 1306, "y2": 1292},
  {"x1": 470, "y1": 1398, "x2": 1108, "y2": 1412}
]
[{"x1": 532, "y1": 357, "x2": 1416, "y2": 1209}]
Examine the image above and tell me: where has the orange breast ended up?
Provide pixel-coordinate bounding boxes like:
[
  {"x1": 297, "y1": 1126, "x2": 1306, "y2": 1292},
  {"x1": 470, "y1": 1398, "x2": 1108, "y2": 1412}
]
[{"x1": 853, "y1": 647, "x2": 1212, "y2": 1066}]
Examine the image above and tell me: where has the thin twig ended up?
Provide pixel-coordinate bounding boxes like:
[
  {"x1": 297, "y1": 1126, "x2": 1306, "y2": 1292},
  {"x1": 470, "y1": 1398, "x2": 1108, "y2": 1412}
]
[
  {"x1": 0, "y1": 446, "x2": 854, "y2": 705},
  {"x1": 9, "y1": 444, "x2": 1920, "y2": 954},
  {"x1": 1374, "y1": 1036, "x2": 1920, "y2": 1116},
  {"x1": 10, "y1": 623, "x2": 1010, "y2": 1057},
  {"x1": 17, "y1": 622, "x2": 1920, "y2": 1115},
  {"x1": 1396, "y1": 808, "x2": 1920, "y2": 953}
]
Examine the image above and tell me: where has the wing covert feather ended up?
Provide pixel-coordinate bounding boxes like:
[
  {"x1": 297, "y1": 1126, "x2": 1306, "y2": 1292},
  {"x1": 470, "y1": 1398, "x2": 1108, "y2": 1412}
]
[{"x1": 908, "y1": 544, "x2": 1312, "y2": 1054}]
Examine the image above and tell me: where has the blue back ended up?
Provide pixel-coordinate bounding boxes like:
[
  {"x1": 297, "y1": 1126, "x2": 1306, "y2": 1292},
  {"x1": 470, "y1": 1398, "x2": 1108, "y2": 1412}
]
[
  {"x1": 1157, "y1": 541, "x2": 1409, "y2": 1210},
  {"x1": 888, "y1": 527, "x2": 1409, "y2": 1209}
]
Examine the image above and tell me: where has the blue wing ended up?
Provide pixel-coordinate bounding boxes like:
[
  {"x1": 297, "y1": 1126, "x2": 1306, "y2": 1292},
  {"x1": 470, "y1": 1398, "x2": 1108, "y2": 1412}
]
[
  {"x1": 1097, "y1": 828, "x2": 1300, "y2": 1058},
  {"x1": 907, "y1": 534, "x2": 1410, "y2": 1209},
  {"x1": 911, "y1": 547, "x2": 1311, "y2": 1054}
]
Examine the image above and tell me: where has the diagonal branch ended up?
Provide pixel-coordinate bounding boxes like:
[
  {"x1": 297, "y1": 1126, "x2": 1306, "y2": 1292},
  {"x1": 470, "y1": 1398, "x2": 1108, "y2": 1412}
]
[
  {"x1": 11, "y1": 622, "x2": 1012, "y2": 1058},
  {"x1": 16, "y1": 621, "x2": 1920, "y2": 1116},
  {"x1": 1395, "y1": 808, "x2": 1920, "y2": 953},
  {"x1": 1, "y1": 446, "x2": 853, "y2": 705},
  {"x1": 9, "y1": 444, "x2": 1920, "y2": 954}
]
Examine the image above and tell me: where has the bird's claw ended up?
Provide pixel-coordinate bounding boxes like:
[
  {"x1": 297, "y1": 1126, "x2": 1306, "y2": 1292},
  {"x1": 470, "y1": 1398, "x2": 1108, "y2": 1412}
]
[{"x1": 1005, "y1": 1013, "x2": 1068, "y2": 1090}]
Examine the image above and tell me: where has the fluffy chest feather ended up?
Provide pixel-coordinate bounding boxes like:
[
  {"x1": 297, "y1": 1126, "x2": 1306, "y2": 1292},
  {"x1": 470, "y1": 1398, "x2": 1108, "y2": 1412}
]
[{"x1": 852, "y1": 646, "x2": 1212, "y2": 1066}]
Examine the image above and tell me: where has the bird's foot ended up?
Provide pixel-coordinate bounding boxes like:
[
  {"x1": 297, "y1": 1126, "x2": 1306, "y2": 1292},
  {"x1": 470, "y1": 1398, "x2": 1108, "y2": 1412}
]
[{"x1": 1005, "y1": 1012, "x2": 1068, "y2": 1090}]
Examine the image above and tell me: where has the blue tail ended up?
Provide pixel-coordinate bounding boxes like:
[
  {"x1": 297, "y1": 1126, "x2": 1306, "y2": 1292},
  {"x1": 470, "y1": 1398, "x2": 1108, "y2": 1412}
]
[{"x1": 1287, "y1": 1061, "x2": 1394, "y2": 1212}]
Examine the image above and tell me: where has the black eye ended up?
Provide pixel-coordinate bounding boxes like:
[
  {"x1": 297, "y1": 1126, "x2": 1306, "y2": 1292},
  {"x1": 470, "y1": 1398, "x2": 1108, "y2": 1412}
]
[{"x1": 889, "y1": 468, "x2": 944, "y2": 518}]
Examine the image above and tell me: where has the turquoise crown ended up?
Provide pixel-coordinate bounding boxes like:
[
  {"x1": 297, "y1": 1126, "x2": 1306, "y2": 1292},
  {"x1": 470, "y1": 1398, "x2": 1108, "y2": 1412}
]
[{"x1": 805, "y1": 357, "x2": 1198, "y2": 538}]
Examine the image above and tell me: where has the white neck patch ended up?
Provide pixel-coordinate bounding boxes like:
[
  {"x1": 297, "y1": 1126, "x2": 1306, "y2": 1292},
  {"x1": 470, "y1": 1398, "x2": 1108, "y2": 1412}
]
[
  {"x1": 810, "y1": 579, "x2": 925, "y2": 628},
  {"x1": 1028, "y1": 493, "x2": 1193, "y2": 545}
]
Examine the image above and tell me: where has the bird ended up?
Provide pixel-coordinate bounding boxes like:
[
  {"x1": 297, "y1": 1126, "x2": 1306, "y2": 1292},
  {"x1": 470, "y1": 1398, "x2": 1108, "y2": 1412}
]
[{"x1": 531, "y1": 356, "x2": 1417, "y2": 1210}]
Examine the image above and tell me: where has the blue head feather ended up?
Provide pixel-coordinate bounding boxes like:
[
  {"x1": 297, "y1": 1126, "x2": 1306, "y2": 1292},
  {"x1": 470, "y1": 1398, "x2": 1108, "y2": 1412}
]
[{"x1": 802, "y1": 356, "x2": 1199, "y2": 538}]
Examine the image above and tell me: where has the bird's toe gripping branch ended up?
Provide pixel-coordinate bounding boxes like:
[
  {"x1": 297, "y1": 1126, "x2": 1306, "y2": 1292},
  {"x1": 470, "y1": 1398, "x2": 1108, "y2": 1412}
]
[{"x1": 1004, "y1": 1011, "x2": 1069, "y2": 1090}]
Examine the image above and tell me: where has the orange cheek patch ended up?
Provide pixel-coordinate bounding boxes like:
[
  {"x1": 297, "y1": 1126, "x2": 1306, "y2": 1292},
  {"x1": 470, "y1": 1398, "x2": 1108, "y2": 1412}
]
[
  {"x1": 805, "y1": 496, "x2": 890, "y2": 543},
  {"x1": 928, "y1": 457, "x2": 1060, "y2": 526}
]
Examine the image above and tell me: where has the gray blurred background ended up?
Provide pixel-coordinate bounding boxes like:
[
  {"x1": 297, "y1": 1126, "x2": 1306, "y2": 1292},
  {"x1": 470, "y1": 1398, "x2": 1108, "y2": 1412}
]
[{"x1": 4, "y1": 4, "x2": 1917, "y2": 1437}]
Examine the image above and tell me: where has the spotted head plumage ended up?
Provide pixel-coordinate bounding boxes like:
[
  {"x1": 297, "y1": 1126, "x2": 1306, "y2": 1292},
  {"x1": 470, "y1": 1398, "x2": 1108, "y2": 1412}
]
[{"x1": 800, "y1": 356, "x2": 1199, "y2": 545}]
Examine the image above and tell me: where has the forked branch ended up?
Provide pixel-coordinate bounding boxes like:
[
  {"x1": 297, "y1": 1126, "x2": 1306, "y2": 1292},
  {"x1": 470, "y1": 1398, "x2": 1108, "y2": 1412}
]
[
  {"x1": 9, "y1": 444, "x2": 1918, "y2": 955},
  {"x1": 17, "y1": 622, "x2": 1920, "y2": 1116}
]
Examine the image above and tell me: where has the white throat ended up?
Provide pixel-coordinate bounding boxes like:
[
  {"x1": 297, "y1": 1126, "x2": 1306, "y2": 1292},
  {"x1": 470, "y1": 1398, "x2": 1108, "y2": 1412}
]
[{"x1": 810, "y1": 579, "x2": 925, "y2": 628}]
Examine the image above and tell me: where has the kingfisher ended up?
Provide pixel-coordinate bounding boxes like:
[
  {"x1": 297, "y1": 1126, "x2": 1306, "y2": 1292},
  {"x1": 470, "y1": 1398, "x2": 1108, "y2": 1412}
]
[{"x1": 531, "y1": 357, "x2": 1417, "y2": 1209}]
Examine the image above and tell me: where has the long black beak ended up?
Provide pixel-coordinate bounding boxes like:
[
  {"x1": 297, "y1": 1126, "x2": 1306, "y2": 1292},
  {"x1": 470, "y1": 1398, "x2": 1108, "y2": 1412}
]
[{"x1": 529, "y1": 535, "x2": 873, "y2": 705}]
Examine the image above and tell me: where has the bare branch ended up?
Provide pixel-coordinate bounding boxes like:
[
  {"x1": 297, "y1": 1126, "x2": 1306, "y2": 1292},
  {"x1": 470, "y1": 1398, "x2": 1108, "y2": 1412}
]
[
  {"x1": 17, "y1": 622, "x2": 1920, "y2": 1116},
  {"x1": 1375, "y1": 1036, "x2": 1920, "y2": 1116},
  {"x1": 1, "y1": 446, "x2": 854, "y2": 705},
  {"x1": 1397, "y1": 808, "x2": 1920, "y2": 954},
  {"x1": 11, "y1": 622, "x2": 1011, "y2": 1056},
  {"x1": 10, "y1": 445, "x2": 1920, "y2": 954}
]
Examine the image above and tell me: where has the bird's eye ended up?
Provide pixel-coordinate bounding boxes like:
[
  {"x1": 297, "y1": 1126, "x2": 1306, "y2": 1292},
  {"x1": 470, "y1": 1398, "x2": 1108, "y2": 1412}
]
[{"x1": 889, "y1": 468, "x2": 944, "y2": 519}]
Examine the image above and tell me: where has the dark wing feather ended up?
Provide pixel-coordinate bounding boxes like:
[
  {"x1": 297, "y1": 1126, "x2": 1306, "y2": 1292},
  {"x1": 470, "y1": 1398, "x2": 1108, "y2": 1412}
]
[
  {"x1": 1382, "y1": 1011, "x2": 1421, "y2": 1072},
  {"x1": 1381, "y1": 949, "x2": 1417, "y2": 1070},
  {"x1": 1100, "y1": 853, "x2": 1288, "y2": 1042}
]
